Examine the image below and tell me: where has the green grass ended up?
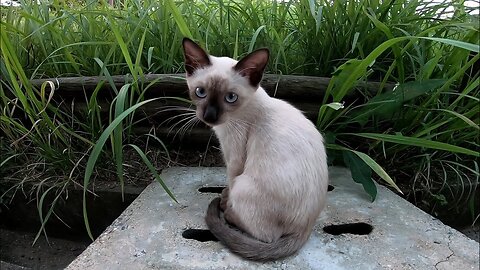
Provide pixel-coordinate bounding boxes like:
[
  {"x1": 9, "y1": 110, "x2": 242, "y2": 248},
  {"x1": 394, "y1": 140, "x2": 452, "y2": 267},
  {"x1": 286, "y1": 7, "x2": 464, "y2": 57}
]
[
  {"x1": 2, "y1": 0, "x2": 477, "y2": 78},
  {"x1": 1, "y1": 0, "x2": 479, "y2": 239}
]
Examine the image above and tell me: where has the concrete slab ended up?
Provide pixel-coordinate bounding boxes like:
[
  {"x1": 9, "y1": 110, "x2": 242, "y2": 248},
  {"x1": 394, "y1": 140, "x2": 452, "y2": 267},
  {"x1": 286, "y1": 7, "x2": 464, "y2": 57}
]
[{"x1": 66, "y1": 167, "x2": 479, "y2": 270}]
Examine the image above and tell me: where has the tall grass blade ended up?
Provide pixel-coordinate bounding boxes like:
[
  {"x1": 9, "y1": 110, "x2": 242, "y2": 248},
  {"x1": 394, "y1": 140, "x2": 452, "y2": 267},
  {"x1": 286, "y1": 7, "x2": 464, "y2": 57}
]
[
  {"x1": 109, "y1": 18, "x2": 137, "y2": 82},
  {"x1": 434, "y1": 109, "x2": 479, "y2": 130},
  {"x1": 33, "y1": 184, "x2": 66, "y2": 245},
  {"x1": 418, "y1": 37, "x2": 479, "y2": 53},
  {"x1": 327, "y1": 144, "x2": 403, "y2": 194},
  {"x1": 0, "y1": 154, "x2": 20, "y2": 167},
  {"x1": 248, "y1": 25, "x2": 266, "y2": 54},
  {"x1": 128, "y1": 144, "x2": 177, "y2": 202},
  {"x1": 349, "y1": 133, "x2": 480, "y2": 157},
  {"x1": 83, "y1": 98, "x2": 161, "y2": 240},
  {"x1": 112, "y1": 84, "x2": 132, "y2": 201},
  {"x1": 166, "y1": 0, "x2": 192, "y2": 38}
]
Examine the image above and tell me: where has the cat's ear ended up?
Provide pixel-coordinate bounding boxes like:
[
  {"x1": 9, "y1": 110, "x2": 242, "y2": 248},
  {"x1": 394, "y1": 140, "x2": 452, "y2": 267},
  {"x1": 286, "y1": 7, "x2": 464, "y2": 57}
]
[
  {"x1": 182, "y1": 38, "x2": 211, "y2": 76},
  {"x1": 234, "y1": 48, "x2": 269, "y2": 87}
]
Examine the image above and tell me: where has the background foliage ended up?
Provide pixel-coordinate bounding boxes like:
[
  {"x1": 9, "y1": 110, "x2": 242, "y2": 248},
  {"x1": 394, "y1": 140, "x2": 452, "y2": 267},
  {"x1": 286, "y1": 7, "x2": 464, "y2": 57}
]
[{"x1": 1, "y1": 0, "x2": 479, "y2": 238}]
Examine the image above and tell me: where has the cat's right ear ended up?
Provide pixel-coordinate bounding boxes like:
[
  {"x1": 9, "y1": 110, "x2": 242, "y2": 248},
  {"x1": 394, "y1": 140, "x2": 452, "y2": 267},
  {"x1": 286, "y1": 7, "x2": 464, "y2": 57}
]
[{"x1": 182, "y1": 38, "x2": 211, "y2": 76}]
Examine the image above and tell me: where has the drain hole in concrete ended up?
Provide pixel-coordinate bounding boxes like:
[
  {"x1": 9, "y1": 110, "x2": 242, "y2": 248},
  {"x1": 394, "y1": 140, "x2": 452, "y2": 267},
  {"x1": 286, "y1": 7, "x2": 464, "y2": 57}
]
[
  {"x1": 328, "y1": 185, "x2": 334, "y2": 191},
  {"x1": 323, "y1": 222, "x2": 373, "y2": 235},
  {"x1": 198, "y1": 186, "x2": 226, "y2": 193},
  {"x1": 182, "y1": 229, "x2": 218, "y2": 242}
]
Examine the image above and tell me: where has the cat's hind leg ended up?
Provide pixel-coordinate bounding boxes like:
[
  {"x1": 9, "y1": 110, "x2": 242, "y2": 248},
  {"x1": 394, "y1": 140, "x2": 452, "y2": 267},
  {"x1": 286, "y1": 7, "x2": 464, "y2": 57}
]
[
  {"x1": 220, "y1": 186, "x2": 229, "y2": 211},
  {"x1": 227, "y1": 174, "x2": 283, "y2": 243}
]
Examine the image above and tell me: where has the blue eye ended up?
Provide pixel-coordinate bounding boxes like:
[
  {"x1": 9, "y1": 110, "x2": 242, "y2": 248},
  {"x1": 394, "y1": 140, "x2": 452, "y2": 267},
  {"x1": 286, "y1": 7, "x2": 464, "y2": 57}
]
[
  {"x1": 225, "y1": 92, "x2": 238, "y2": 103},
  {"x1": 195, "y1": 87, "x2": 207, "y2": 98}
]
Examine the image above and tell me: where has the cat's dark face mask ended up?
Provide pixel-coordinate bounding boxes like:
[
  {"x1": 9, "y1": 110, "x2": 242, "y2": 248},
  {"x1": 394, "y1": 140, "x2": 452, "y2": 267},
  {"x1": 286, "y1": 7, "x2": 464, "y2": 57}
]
[
  {"x1": 182, "y1": 38, "x2": 269, "y2": 126},
  {"x1": 188, "y1": 77, "x2": 243, "y2": 126}
]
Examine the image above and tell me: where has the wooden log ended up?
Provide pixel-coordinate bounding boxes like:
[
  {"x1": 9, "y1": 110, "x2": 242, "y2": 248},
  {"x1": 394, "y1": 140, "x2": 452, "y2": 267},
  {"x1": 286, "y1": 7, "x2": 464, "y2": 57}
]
[
  {"x1": 30, "y1": 74, "x2": 394, "y2": 101},
  {"x1": 72, "y1": 98, "x2": 321, "y2": 124},
  {"x1": 30, "y1": 74, "x2": 390, "y2": 148},
  {"x1": 133, "y1": 126, "x2": 215, "y2": 148}
]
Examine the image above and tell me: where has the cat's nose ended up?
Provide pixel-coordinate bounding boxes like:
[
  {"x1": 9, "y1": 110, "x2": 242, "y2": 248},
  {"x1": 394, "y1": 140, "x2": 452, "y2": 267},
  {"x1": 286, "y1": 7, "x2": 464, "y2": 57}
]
[{"x1": 203, "y1": 105, "x2": 218, "y2": 123}]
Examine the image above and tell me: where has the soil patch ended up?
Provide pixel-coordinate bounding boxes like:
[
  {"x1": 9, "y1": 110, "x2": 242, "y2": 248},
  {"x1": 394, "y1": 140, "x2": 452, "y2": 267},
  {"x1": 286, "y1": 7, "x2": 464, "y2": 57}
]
[{"x1": 0, "y1": 229, "x2": 89, "y2": 270}]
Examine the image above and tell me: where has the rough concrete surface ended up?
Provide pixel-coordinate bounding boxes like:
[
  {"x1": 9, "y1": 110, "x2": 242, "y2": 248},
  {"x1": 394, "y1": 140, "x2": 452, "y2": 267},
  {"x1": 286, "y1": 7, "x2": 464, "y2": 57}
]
[
  {"x1": 67, "y1": 167, "x2": 479, "y2": 270},
  {"x1": 0, "y1": 261, "x2": 31, "y2": 270}
]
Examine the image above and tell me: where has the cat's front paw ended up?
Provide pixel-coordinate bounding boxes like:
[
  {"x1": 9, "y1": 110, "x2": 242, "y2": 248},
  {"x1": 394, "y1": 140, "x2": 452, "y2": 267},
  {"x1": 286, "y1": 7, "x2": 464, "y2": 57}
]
[{"x1": 220, "y1": 187, "x2": 229, "y2": 211}]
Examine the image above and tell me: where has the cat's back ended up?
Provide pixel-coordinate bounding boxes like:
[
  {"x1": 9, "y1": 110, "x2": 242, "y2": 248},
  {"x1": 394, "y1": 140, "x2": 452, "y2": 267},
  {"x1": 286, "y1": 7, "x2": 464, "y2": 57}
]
[
  {"x1": 247, "y1": 93, "x2": 326, "y2": 167},
  {"x1": 245, "y1": 92, "x2": 328, "y2": 209},
  {"x1": 266, "y1": 96, "x2": 322, "y2": 144}
]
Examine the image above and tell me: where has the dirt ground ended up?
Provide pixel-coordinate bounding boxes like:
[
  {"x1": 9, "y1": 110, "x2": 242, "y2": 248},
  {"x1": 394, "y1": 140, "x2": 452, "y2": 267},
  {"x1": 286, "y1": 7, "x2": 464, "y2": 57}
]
[{"x1": 0, "y1": 229, "x2": 89, "y2": 270}]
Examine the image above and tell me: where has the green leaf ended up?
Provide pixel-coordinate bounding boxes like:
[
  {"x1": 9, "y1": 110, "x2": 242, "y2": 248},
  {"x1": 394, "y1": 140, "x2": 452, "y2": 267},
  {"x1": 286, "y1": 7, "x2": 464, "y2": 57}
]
[
  {"x1": 327, "y1": 144, "x2": 403, "y2": 194},
  {"x1": 112, "y1": 84, "x2": 131, "y2": 201},
  {"x1": 418, "y1": 37, "x2": 479, "y2": 53},
  {"x1": 94, "y1": 58, "x2": 118, "y2": 94},
  {"x1": 318, "y1": 35, "x2": 478, "y2": 129},
  {"x1": 34, "y1": 183, "x2": 66, "y2": 245},
  {"x1": 166, "y1": 0, "x2": 192, "y2": 38},
  {"x1": 352, "y1": 79, "x2": 446, "y2": 125},
  {"x1": 420, "y1": 55, "x2": 441, "y2": 80},
  {"x1": 331, "y1": 37, "x2": 410, "y2": 102},
  {"x1": 0, "y1": 153, "x2": 20, "y2": 167},
  {"x1": 308, "y1": 0, "x2": 323, "y2": 34},
  {"x1": 128, "y1": 144, "x2": 177, "y2": 203},
  {"x1": 317, "y1": 58, "x2": 362, "y2": 127},
  {"x1": 109, "y1": 17, "x2": 137, "y2": 82},
  {"x1": 248, "y1": 25, "x2": 266, "y2": 54},
  {"x1": 365, "y1": 9, "x2": 404, "y2": 81},
  {"x1": 349, "y1": 149, "x2": 402, "y2": 194},
  {"x1": 147, "y1": 47, "x2": 154, "y2": 71},
  {"x1": 434, "y1": 109, "x2": 479, "y2": 130},
  {"x1": 350, "y1": 32, "x2": 360, "y2": 54},
  {"x1": 349, "y1": 133, "x2": 480, "y2": 157},
  {"x1": 343, "y1": 151, "x2": 377, "y2": 202},
  {"x1": 323, "y1": 102, "x2": 345, "y2": 111},
  {"x1": 134, "y1": 28, "x2": 148, "y2": 77}
]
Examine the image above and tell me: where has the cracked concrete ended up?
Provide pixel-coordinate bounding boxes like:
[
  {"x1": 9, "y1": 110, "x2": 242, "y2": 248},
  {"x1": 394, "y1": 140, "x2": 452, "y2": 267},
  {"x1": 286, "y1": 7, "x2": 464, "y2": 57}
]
[
  {"x1": 434, "y1": 233, "x2": 454, "y2": 270},
  {"x1": 66, "y1": 167, "x2": 479, "y2": 269}
]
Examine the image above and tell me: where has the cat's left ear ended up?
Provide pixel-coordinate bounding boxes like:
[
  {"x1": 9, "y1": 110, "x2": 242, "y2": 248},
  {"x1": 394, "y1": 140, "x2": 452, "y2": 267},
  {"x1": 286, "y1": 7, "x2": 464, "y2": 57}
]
[{"x1": 234, "y1": 48, "x2": 269, "y2": 88}]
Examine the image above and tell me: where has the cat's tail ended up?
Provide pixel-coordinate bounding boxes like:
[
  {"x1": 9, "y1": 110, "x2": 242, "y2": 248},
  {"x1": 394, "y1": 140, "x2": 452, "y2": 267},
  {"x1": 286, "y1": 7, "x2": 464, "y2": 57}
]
[{"x1": 205, "y1": 197, "x2": 308, "y2": 262}]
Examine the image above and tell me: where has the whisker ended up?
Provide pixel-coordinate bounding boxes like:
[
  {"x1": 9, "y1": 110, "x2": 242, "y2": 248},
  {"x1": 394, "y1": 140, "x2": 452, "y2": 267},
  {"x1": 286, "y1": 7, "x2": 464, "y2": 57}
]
[
  {"x1": 168, "y1": 115, "x2": 197, "y2": 134},
  {"x1": 173, "y1": 116, "x2": 200, "y2": 140},
  {"x1": 160, "y1": 112, "x2": 196, "y2": 127},
  {"x1": 156, "y1": 106, "x2": 196, "y2": 113},
  {"x1": 183, "y1": 117, "x2": 200, "y2": 135}
]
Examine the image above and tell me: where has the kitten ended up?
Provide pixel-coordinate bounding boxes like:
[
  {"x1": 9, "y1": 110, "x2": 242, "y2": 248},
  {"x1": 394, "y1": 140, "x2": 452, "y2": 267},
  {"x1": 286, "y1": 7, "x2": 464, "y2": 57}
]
[{"x1": 182, "y1": 38, "x2": 329, "y2": 261}]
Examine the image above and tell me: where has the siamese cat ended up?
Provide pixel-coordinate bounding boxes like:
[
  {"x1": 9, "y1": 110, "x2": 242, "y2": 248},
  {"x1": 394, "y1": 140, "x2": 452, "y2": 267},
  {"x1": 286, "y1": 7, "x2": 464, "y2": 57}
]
[{"x1": 182, "y1": 38, "x2": 328, "y2": 262}]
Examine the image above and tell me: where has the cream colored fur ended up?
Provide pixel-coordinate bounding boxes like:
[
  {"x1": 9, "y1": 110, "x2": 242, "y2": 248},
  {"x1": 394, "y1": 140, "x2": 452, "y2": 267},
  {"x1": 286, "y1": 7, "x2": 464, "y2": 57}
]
[{"x1": 183, "y1": 39, "x2": 328, "y2": 261}]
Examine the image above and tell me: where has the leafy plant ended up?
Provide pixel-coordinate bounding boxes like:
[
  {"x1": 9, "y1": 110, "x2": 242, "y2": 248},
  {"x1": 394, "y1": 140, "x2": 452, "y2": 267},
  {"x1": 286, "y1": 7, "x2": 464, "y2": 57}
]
[
  {"x1": 1, "y1": 0, "x2": 178, "y2": 241},
  {"x1": 313, "y1": 4, "x2": 479, "y2": 218}
]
